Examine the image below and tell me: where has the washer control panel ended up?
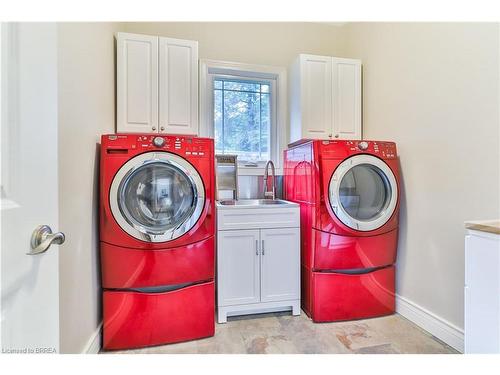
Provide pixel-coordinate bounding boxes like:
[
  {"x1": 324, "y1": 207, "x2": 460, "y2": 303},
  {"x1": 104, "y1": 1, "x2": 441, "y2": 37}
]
[
  {"x1": 320, "y1": 140, "x2": 397, "y2": 159},
  {"x1": 102, "y1": 134, "x2": 212, "y2": 158},
  {"x1": 134, "y1": 135, "x2": 210, "y2": 157}
]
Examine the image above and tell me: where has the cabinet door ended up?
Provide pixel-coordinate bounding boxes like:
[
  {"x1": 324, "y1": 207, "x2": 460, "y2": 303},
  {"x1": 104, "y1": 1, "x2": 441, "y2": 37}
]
[
  {"x1": 260, "y1": 228, "x2": 300, "y2": 303},
  {"x1": 464, "y1": 232, "x2": 500, "y2": 353},
  {"x1": 116, "y1": 32, "x2": 158, "y2": 133},
  {"x1": 217, "y1": 230, "x2": 260, "y2": 306},
  {"x1": 159, "y1": 37, "x2": 199, "y2": 135},
  {"x1": 332, "y1": 58, "x2": 362, "y2": 140},
  {"x1": 300, "y1": 54, "x2": 332, "y2": 139}
]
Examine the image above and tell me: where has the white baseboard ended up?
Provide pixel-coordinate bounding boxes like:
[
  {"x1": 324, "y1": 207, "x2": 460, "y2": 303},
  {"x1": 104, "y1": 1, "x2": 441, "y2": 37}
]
[
  {"x1": 396, "y1": 294, "x2": 464, "y2": 353},
  {"x1": 83, "y1": 322, "x2": 102, "y2": 354}
]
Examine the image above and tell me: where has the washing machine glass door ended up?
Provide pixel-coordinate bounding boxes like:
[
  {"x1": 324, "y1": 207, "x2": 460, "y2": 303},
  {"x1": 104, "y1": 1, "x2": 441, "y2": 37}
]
[
  {"x1": 328, "y1": 155, "x2": 398, "y2": 231},
  {"x1": 110, "y1": 151, "x2": 205, "y2": 242}
]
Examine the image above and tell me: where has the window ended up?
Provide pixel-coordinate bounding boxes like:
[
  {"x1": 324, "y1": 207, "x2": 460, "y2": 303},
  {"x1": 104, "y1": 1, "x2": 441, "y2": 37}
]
[
  {"x1": 213, "y1": 78, "x2": 271, "y2": 163},
  {"x1": 200, "y1": 60, "x2": 286, "y2": 173}
]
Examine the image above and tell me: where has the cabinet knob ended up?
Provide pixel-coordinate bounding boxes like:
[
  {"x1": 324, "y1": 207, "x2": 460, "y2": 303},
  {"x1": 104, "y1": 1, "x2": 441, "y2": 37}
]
[
  {"x1": 160, "y1": 126, "x2": 165, "y2": 132},
  {"x1": 334, "y1": 134, "x2": 339, "y2": 138},
  {"x1": 152, "y1": 126, "x2": 156, "y2": 131},
  {"x1": 328, "y1": 134, "x2": 332, "y2": 138}
]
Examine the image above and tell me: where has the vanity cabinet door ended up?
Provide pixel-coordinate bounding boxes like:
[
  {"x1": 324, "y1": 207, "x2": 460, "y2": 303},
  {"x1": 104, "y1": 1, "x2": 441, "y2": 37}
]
[
  {"x1": 260, "y1": 228, "x2": 300, "y2": 303},
  {"x1": 217, "y1": 230, "x2": 261, "y2": 307}
]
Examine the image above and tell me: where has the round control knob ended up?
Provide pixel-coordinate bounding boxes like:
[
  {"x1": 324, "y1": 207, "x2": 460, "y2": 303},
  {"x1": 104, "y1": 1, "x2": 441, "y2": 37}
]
[
  {"x1": 153, "y1": 136, "x2": 165, "y2": 147},
  {"x1": 358, "y1": 141, "x2": 369, "y2": 150}
]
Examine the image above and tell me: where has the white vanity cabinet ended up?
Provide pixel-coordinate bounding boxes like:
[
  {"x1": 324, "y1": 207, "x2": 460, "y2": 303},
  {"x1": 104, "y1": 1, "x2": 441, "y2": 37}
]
[
  {"x1": 116, "y1": 32, "x2": 198, "y2": 135},
  {"x1": 464, "y1": 221, "x2": 500, "y2": 353},
  {"x1": 289, "y1": 54, "x2": 362, "y2": 143},
  {"x1": 216, "y1": 203, "x2": 301, "y2": 323}
]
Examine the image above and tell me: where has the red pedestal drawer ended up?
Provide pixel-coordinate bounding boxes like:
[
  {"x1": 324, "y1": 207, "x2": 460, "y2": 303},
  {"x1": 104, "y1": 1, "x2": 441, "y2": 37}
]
[
  {"x1": 103, "y1": 281, "x2": 215, "y2": 350},
  {"x1": 312, "y1": 229, "x2": 398, "y2": 271},
  {"x1": 101, "y1": 236, "x2": 215, "y2": 289},
  {"x1": 311, "y1": 266, "x2": 395, "y2": 322}
]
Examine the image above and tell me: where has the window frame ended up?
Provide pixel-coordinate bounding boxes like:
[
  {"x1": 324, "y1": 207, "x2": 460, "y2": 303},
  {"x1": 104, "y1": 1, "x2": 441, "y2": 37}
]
[{"x1": 200, "y1": 59, "x2": 287, "y2": 176}]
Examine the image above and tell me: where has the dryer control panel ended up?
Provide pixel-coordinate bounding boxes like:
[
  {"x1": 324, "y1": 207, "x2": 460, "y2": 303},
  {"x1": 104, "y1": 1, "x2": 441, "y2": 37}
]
[
  {"x1": 103, "y1": 134, "x2": 213, "y2": 158},
  {"x1": 319, "y1": 140, "x2": 397, "y2": 159}
]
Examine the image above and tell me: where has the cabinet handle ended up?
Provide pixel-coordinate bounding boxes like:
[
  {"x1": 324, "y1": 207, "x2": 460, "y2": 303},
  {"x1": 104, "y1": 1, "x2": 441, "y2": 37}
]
[
  {"x1": 334, "y1": 134, "x2": 339, "y2": 138},
  {"x1": 152, "y1": 126, "x2": 157, "y2": 131},
  {"x1": 261, "y1": 240, "x2": 265, "y2": 255},
  {"x1": 160, "y1": 126, "x2": 165, "y2": 131},
  {"x1": 328, "y1": 133, "x2": 332, "y2": 138},
  {"x1": 255, "y1": 240, "x2": 258, "y2": 256}
]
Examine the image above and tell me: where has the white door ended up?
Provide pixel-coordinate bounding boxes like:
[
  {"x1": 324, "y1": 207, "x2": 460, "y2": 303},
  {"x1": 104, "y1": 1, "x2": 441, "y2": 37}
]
[
  {"x1": 1, "y1": 23, "x2": 62, "y2": 353},
  {"x1": 116, "y1": 32, "x2": 159, "y2": 134},
  {"x1": 332, "y1": 58, "x2": 362, "y2": 140},
  {"x1": 300, "y1": 54, "x2": 332, "y2": 139},
  {"x1": 158, "y1": 37, "x2": 198, "y2": 135},
  {"x1": 217, "y1": 229, "x2": 260, "y2": 306},
  {"x1": 260, "y1": 228, "x2": 300, "y2": 303}
]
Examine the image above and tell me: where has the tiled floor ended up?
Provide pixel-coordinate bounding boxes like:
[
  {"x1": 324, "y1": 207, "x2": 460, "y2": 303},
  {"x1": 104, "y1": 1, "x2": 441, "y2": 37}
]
[{"x1": 108, "y1": 311, "x2": 458, "y2": 354}]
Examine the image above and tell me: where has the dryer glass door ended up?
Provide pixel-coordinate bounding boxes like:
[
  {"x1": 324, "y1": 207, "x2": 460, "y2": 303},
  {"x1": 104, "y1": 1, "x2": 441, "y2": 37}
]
[
  {"x1": 329, "y1": 155, "x2": 398, "y2": 231},
  {"x1": 110, "y1": 152, "x2": 205, "y2": 242}
]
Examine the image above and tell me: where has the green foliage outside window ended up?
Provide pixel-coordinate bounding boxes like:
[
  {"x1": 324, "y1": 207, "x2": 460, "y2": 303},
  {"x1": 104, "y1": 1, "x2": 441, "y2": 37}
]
[{"x1": 214, "y1": 79, "x2": 271, "y2": 162}]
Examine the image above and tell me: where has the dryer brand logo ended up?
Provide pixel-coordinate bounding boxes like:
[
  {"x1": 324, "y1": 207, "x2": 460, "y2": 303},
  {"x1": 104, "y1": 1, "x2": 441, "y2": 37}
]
[{"x1": 108, "y1": 135, "x2": 128, "y2": 140}]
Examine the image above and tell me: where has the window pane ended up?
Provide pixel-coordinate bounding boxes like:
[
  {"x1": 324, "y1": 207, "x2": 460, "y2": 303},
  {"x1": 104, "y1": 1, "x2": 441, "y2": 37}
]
[
  {"x1": 214, "y1": 78, "x2": 272, "y2": 162},
  {"x1": 120, "y1": 162, "x2": 195, "y2": 234},
  {"x1": 223, "y1": 90, "x2": 261, "y2": 160},
  {"x1": 339, "y1": 165, "x2": 391, "y2": 221},
  {"x1": 261, "y1": 84, "x2": 270, "y2": 93},
  {"x1": 260, "y1": 93, "x2": 270, "y2": 160},
  {"x1": 214, "y1": 80, "x2": 223, "y2": 89},
  {"x1": 223, "y1": 81, "x2": 260, "y2": 92},
  {"x1": 214, "y1": 89, "x2": 223, "y2": 153}
]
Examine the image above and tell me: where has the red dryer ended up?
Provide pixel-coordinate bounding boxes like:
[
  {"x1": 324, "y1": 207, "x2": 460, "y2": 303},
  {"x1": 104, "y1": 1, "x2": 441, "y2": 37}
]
[
  {"x1": 284, "y1": 140, "x2": 400, "y2": 322},
  {"x1": 100, "y1": 134, "x2": 215, "y2": 350}
]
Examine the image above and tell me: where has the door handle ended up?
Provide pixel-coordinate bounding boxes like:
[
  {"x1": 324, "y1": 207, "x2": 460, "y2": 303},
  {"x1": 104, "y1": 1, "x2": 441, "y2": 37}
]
[
  {"x1": 28, "y1": 225, "x2": 65, "y2": 255},
  {"x1": 261, "y1": 240, "x2": 265, "y2": 255},
  {"x1": 255, "y1": 239, "x2": 258, "y2": 256}
]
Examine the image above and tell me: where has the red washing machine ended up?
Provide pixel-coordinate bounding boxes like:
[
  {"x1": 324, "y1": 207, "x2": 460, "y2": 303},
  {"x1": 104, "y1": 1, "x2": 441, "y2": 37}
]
[
  {"x1": 100, "y1": 134, "x2": 215, "y2": 350},
  {"x1": 284, "y1": 140, "x2": 400, "y2": 322}
]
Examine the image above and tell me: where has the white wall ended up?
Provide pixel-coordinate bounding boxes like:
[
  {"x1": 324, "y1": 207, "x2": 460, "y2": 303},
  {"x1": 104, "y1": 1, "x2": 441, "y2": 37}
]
[
  {"x1": 342, "y1": 23, "x2": 500, "y2": 336},
  {"x1": 123, "y1": 22, "x2": 345, "y2": 66},
  {"x1": 57, "y1": 22, "x2": 121, "y2": 353}
]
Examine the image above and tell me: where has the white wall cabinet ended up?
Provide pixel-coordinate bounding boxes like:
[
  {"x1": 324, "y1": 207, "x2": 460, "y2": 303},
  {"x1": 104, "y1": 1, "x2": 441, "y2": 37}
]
[
  {"x1": 116, "y1": 32, "x2": 198, "y2": 135},
  {"x1": 216, "y1": 204, "x2": 301, "y2": 323},
  {"x1": 289, "y1": 54, "x2": 362, "y2": 143},
  {"x1": 464, "y1": 227, "x2": 500, "y2": 353}
]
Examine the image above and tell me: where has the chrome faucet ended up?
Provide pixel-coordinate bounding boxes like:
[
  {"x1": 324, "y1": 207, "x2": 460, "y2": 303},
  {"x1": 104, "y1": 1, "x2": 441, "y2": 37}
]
[{"x1": 263, "y1": 160, "x2": 276, "y2": 200}]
